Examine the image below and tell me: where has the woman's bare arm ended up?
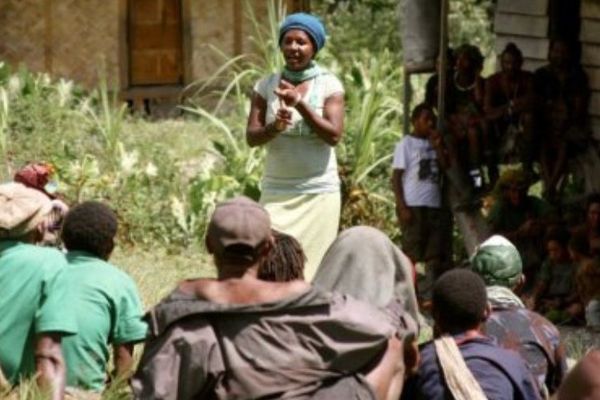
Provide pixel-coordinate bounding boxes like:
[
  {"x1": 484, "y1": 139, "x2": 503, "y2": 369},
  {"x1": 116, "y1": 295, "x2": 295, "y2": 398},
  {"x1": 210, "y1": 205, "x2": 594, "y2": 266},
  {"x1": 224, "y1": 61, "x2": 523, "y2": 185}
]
[
  {"x1": 275, "y1": 80, "x2": 344, "y2": 146},
  {"x1": 246, "y1": 93, "x2": 287, "y2": 147}
]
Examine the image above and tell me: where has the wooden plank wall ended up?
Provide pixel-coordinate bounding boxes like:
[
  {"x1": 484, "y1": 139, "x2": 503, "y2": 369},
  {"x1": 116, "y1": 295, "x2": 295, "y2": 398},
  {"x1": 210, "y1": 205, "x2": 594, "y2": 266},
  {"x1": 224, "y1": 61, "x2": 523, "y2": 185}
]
[
  {"x1": 188, "y1": 0, "x2": 310, "y2": 83},
  {"x1": 581, "y1": 1, "x2": 600, "y2": 137},
  {"x1": 493, "y1": 0, "x2": 550, "y2": 72}
]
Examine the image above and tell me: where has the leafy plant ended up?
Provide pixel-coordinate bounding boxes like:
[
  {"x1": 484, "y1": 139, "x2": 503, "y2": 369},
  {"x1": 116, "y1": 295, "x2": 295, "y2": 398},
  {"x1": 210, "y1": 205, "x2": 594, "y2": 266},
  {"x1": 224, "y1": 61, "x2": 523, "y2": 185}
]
[{"x1": 81, "y1": 77, "x2": 128, "y2": 164}]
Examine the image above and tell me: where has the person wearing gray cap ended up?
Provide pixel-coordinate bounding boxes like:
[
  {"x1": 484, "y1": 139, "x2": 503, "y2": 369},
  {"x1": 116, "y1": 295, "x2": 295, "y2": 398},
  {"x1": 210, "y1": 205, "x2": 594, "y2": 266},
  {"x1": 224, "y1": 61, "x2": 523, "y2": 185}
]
[
  {"x1": 132, "y1": 196, "x2": 417, "y2": 400},
  {"x1": 0, "y1": 183, "x2": 77, "y2": 400}
]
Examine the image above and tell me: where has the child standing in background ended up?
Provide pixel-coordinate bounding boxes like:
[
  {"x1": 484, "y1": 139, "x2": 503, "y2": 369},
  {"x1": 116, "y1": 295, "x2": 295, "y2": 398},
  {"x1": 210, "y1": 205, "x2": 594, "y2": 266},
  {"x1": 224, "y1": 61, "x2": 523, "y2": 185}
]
[{"x1": 392, "y1": 103, "x2": 448, "y2": 303}]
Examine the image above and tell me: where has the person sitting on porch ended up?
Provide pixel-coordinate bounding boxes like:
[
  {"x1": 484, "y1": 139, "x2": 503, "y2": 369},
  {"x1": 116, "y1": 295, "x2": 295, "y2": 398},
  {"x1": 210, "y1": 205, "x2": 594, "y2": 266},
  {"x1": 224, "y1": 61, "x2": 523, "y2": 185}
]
[
  {"x1": 487, "y1": 168, "x2": 554, "y2": 289},
  {"x1": 569, "y1": 233, "x2": 600, "y2": 329},
  {"x1": 484, "y1": 43, "x2": 535, "y2": 186},
  {"x1": 529, "y1": 228, "x2": 582, "y2": 324},
  {"x1": 571, "y1": 193, "x2": 600, "y2": 256},
  {"x1": 446, "y1": 44, "x2": 486, "y2": 189},
  {"x1": 534, "y1": 38, "x2": 590, "y2": 202}
]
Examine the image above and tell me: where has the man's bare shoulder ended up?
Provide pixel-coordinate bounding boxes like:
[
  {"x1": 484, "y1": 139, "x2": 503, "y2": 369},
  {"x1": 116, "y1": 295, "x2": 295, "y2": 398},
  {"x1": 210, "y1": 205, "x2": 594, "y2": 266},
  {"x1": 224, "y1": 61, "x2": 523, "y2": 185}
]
[{"x1": 178, "y1": 278, "x2": 311, "y2": 305}]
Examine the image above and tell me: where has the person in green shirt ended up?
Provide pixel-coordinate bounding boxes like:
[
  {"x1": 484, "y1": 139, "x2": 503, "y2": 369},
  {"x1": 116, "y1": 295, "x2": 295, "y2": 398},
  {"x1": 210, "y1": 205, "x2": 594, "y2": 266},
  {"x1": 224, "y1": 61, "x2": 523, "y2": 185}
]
[
  {"x1": 487, "y1": 168, "x2": 554, "y2": 290},
  {"x1": 60, "y1": 201, "x2": 147, "y2": 393},
  {"x1": 0, "y1": 183, "x2": 77, "y2": 400}
]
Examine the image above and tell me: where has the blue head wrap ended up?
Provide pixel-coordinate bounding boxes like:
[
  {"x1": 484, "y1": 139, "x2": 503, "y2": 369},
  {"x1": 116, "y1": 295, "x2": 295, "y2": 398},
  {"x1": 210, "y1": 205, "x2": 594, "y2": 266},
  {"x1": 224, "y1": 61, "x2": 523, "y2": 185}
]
[{"x1": 279, "y1": 13, "x2": 326, "y2": 53}]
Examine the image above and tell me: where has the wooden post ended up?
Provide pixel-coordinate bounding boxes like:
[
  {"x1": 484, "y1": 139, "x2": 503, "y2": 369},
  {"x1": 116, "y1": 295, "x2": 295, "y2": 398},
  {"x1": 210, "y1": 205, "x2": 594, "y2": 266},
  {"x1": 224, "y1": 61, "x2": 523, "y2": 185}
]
[
  {"x1": 438, "y1": 0, "x2": 490, "y2": 256},
  {"x1": 403, "y1": 71, "x2": 412, "y2": 136}
]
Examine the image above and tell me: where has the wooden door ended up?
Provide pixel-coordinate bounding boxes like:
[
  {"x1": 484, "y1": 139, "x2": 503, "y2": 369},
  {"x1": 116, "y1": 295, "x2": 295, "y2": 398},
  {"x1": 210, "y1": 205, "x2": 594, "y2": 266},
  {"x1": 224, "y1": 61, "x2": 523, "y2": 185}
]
[{"x1": 128, "y1": 0, "x2": 183, "y2": 86}]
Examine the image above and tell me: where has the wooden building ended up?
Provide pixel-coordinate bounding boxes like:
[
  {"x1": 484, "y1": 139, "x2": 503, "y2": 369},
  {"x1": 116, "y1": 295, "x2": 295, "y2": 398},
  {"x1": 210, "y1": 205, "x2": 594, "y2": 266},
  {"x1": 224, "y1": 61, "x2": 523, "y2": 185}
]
[
  {"x1": 493, "y1": 0, "x2": 600, "y2": 139},
  {"x1": 0, "y1": 0, "x2": 309, "y2": 105}
]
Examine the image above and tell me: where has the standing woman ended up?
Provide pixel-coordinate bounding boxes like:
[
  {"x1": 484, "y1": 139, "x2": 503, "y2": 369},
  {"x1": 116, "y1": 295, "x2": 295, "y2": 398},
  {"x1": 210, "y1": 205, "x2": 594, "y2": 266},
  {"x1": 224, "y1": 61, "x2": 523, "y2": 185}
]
[{"x1": 246, "y1": 13, "x2": 344, "y2": 281}]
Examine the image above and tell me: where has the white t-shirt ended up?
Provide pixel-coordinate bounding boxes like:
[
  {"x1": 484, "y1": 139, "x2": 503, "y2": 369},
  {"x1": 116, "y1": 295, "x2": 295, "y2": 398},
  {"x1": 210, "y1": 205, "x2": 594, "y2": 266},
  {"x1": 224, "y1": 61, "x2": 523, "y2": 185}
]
[
  {"x1": 253, "y1": 69, "x2": 344, "y2": 194},
  {"x1": 392, "y1": 134, "x2": 441, "y2": 208}
]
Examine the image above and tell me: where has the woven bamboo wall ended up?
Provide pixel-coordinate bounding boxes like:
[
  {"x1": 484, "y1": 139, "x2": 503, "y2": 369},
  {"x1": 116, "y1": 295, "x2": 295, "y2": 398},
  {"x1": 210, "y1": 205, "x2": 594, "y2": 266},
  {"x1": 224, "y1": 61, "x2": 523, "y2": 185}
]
[
  {"x1": 0, "y1": 0, "x2": 47, "y2": 73},
  {"x1": 1, "y1": 0, "x2": 308, "y2": 89},
  {"x1": 0, "y1": 0, "x2": 119, "y2": 88},
  {"x1": 189, "y1": 1, "x2": 236, "y2": 82},
  {"x1": 188, "y1": 0, "x2": 307, "y2": 82},
  {"x1": 51, "y1": 0, "x2": 119, "y2": 88}
]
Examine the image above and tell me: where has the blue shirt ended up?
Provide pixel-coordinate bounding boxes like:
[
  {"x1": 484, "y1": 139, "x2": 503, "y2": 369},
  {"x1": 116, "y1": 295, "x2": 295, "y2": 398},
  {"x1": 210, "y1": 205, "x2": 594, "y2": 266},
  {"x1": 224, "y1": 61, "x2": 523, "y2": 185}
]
[{"x1": 402, "y1": 334, "x2": 541, "y2": 400}]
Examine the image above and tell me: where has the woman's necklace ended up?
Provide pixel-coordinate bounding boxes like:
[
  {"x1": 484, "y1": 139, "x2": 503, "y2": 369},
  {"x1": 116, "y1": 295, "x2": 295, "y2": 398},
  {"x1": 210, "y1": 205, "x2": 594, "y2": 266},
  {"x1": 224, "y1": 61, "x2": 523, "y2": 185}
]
[
  {"x1": 503, "y1": 75, "x2": 520, "y2": 102},
  {"x1": 454, "y1": 71, "x2": 476, "y2": 92}
]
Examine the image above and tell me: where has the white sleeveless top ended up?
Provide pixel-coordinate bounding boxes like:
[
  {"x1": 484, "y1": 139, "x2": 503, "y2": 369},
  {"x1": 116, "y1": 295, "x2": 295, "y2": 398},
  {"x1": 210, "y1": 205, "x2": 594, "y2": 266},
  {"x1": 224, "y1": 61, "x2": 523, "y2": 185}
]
[{"x1": 253, "y1": 70, "x2": 344, "y2": 194}]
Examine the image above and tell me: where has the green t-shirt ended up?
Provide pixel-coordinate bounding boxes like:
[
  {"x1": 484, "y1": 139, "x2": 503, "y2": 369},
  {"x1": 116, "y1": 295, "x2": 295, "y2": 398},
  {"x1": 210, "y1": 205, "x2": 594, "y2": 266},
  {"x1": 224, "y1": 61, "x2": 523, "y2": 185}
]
[
  {"x1": 487, "y1": 196, "x2": 552, "y2": 234},
  {"x1": 0, "y1": 241, "x2": 77, "y2": 384},
  {"x1": 538, "y1": 259, "x2": 577, "y2": 298},
  {"x1": 61, "y1": 251, "x2": 148, "y2": 391}
]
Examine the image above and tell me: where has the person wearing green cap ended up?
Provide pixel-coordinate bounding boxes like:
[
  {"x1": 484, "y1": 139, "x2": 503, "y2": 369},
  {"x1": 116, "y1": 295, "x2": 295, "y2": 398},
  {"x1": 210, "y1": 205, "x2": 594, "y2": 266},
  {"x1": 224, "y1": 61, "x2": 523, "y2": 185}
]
[{"x1": 471, "y1": 235, "x2": 567, "y2": 397}]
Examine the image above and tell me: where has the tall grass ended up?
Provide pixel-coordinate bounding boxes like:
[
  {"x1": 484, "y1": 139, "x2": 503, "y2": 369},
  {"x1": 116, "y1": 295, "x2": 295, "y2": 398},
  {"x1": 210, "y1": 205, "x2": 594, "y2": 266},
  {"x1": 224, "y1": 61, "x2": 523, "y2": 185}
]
[
  {"x1": 0, "y1": 87, "x2": 9, "y2": 177},
  {"x1": 81, "y1": 77, "x2": 127, "y2": 164}
]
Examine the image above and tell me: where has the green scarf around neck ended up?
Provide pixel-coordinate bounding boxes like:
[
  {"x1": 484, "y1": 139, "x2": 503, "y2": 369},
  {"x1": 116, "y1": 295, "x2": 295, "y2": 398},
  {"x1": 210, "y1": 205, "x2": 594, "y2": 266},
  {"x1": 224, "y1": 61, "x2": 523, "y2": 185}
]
[{"x1": 282, "y1": 62, "x2": 321, "y2": 84}]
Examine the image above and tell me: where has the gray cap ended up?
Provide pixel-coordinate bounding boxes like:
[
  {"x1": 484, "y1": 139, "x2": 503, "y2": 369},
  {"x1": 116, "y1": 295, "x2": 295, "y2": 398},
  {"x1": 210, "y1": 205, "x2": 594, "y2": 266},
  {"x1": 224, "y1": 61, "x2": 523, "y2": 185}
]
[{"x1": 207, "y1": 196, "x2": 271, "y2": 255}]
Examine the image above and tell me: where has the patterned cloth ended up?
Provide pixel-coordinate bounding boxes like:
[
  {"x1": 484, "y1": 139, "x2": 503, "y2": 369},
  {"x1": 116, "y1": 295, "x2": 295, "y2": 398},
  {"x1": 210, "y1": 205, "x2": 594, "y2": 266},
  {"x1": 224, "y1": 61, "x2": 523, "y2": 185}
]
[{"x1": 485, "y1": 286, "x2": 568, "y2": 395}]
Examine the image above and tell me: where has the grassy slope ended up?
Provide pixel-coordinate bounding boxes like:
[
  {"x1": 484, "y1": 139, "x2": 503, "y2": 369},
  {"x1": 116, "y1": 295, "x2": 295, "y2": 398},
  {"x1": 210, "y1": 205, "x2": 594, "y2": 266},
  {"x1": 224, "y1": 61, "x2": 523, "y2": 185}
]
[{"x1": 112, "y1": 245, "x2": 215, "y2": 308}]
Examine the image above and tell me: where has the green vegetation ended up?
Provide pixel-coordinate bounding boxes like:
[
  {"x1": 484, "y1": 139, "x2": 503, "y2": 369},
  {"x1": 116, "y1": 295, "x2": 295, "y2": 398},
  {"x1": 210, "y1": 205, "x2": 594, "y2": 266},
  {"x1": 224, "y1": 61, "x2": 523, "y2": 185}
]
[{"x1": 10, "y1": 1, "x2": 591, "y2": 398}]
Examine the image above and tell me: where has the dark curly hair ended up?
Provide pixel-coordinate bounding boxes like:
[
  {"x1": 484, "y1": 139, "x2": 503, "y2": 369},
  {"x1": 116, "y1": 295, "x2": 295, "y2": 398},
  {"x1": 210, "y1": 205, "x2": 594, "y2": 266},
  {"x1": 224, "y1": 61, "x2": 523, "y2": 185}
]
[
  {"x1": 258, "y1": 230, "x2": 305, "y2": 281},
  {"x1": 410, "y1": 102, "x2": 434, "y2": 123},
  {"x1": 455, "y1": 44, "x2": 484, "y2": 71},
  {"x1": 544, "y1": 226, "x2": 570, "y2": 248},
  {"x1": 501, "y1": 42, "x2": 524, "y2": 65},
  {"x1": 432, "y1": 269, "x2": 488, "y2": 334},
  {"x1": 586, "y1": 193, "x2": 600, "y2": 212},
  {"x1": 61, "y1": 201, "x2": 118, "y2": 259}
]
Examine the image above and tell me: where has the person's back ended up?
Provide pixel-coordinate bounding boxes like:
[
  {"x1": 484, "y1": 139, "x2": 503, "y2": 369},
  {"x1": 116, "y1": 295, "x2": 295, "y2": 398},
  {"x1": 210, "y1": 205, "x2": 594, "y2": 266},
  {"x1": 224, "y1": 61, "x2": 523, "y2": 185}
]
[
  {"x1": 133, "y1": 197, "x2": 416, "y2": 400},
  {"x1": 486, "y1": 306, "x2": 566, "y2": 393},
  {"x1": 59, "y1": 202, "x2": 147, "y2": 392},
  {"x1": 61, "y1": 253, "x2": 146, "y2": 390},
  {"x1": 409, "y1": 334, "x2": 536, "y2": 400},
  {"x1": 135, "y1": 280, "x2": 403, "y2": 399},
  {"x1": 0, "y1": 182, "x2": 77, "y2": 399},
  {"x1": 0, "y1": 242, "x2": 71, "y2": 383},
  {"x1": 403, "y1": 269, "x2": 541, "y2": 400},
  {"x1": 472, "y1": 235, "x2": 567, "y2": 396}
]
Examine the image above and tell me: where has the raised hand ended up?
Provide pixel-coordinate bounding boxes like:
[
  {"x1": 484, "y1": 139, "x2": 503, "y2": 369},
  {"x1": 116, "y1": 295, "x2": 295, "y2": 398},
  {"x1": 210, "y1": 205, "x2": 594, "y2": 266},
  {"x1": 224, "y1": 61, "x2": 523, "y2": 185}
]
[
  {"x1": 274, "y1": 107, "x2": 293, "y2": 132},
  {"x1": 274, "y1": 80, "x2": 302, "y2": 107}
]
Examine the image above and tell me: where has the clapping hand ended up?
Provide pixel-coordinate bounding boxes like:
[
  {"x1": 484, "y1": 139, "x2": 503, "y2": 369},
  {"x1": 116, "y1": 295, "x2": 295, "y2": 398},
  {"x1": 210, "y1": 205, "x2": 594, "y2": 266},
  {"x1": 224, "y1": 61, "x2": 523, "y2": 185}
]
[
  {"x1": 274, "y1": 80, "x2": 302, "y2": 107},
  {"x1": 274, "y1": 107, "x2": 292, "y2": 132}
]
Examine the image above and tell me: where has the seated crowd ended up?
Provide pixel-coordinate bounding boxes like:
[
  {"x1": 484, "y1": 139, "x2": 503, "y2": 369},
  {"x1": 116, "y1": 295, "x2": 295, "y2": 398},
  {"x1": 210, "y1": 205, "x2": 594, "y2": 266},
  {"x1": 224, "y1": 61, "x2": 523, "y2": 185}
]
[
  {"x1": 1, "y1": 39, "x2": 600, "y2": 400},
  {"x1": 1, "y1": 174, "x2": 598, "y2": 400},
  {"x1": 395, "y1": 37, "x2": 600, "y2": 332}
]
